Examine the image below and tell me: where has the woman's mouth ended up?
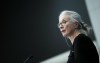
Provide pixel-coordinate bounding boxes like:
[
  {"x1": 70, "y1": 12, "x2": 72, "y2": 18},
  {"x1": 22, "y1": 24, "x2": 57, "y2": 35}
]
[{"x1": 61, "y1": 30, "x2": 66, "y2": 33}]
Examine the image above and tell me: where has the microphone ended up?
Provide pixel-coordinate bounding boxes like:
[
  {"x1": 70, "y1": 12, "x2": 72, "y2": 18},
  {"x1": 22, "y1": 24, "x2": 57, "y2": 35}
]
[{"x1": 23, "y1": 56, "x2": 33, "y2": 63}]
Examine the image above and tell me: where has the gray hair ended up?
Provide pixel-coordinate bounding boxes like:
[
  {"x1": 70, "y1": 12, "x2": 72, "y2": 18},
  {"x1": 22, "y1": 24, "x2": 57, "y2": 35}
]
[{"x1": 59, "y1": 10, "x2": 90, "y2": 36}]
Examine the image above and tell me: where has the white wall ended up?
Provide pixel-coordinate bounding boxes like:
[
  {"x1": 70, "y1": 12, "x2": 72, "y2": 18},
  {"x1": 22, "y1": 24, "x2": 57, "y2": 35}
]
[{"x1": 85, "y1": 0, "x2": 100, "y2": 61}]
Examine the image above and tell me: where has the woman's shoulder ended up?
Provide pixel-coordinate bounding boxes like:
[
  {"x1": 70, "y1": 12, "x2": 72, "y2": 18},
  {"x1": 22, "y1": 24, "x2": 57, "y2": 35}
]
[
  {"x1": 75, "y1": 34, "x2": 91, "y2": 41},
  {"x1": 74, "y1": 34, "x2": 93, "y2": 45}
]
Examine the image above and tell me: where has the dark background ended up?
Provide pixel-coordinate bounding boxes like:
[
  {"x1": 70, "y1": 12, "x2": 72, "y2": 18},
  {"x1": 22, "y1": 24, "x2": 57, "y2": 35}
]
[{"x1": 2, "y1": 0, "x2": 95, "y2": 63}]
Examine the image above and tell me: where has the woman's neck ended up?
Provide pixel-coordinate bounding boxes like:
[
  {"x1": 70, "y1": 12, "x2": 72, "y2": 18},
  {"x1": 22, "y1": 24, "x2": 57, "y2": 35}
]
[{"x1": 67, "y1": 30, "x2": 81, "y2": 44}]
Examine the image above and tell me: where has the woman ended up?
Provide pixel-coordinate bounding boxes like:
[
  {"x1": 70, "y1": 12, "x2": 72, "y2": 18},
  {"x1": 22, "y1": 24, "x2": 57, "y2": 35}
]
[{"x1": 58, "y1": 10, "x2": 99, "y2": 63}]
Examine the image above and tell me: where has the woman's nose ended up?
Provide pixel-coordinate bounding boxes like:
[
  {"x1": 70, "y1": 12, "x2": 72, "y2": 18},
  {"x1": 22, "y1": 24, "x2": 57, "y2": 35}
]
[{"x1": 59, "y1": 24, "x2": 64, "y2": 29}]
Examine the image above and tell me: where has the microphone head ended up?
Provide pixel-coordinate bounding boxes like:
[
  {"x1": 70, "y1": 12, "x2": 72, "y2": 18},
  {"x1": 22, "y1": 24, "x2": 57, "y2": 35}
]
[{"x1": 29, "y1": 55, "x2": 33, "y2": 59}]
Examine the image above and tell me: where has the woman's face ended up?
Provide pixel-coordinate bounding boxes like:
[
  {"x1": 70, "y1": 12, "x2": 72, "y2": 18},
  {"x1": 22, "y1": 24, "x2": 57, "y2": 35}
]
[{"x1": 58, "y1": 15, "x2": 77, "y2": 37}]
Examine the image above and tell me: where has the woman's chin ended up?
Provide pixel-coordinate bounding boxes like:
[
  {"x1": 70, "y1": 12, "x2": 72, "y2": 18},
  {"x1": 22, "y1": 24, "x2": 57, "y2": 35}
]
[
  {"x1": 62, "y1": 33, "x2": 69, "y2": 37},
  {"x1": 62, "y1": 34, "x2": 67, "y2": 37}
]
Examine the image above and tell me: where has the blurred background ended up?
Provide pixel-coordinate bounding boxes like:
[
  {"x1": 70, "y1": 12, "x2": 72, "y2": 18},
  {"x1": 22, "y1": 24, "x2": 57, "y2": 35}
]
[{"x1": 2, "y1": 0, "x2": 100, "y2": 63}]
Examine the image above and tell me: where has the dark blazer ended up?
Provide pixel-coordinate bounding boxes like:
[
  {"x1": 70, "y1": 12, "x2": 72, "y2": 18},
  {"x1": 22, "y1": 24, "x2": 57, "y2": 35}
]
[{"x1": 67, "y1": 34, "x2": 99, "y2": 63}]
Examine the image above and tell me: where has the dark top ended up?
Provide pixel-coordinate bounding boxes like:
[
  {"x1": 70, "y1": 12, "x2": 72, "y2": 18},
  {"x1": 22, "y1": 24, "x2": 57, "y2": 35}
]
[{"x1": 67, "y1": 34, "x2": 99, "y2": 63}]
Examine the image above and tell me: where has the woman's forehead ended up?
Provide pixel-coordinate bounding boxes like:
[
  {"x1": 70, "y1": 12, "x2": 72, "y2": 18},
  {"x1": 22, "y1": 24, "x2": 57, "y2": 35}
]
[{"x1": 59, "y1": 15, "x2": 70, "y2": 22}]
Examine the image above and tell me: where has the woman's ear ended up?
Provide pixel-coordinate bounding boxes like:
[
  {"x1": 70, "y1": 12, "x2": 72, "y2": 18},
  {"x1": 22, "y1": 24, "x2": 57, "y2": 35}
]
[{"x1": 74, "y1": 22, "x2": 79, "y2": 29}]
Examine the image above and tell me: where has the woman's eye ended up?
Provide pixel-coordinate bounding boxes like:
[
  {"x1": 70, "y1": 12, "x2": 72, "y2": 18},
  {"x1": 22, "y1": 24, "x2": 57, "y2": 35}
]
[{"x1": 62, "y1": 21, "x2": 67, "y2": 24}]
